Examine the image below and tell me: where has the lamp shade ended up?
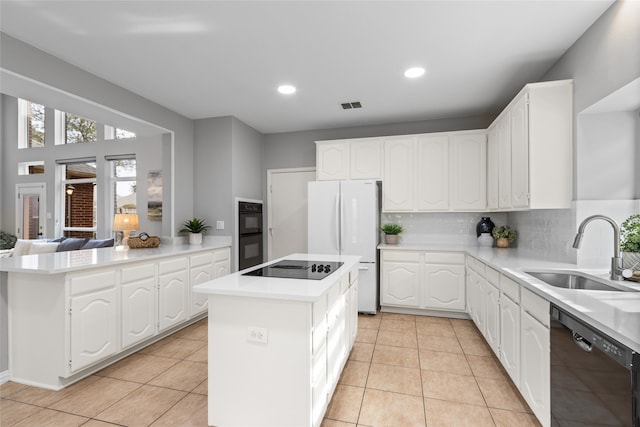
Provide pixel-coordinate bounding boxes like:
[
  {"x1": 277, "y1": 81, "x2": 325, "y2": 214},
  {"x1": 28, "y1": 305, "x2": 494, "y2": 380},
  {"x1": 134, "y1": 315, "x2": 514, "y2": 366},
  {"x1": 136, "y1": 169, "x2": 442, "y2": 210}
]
[{"x1": 113, "y1": 213, "x2": 139, "y2": 231}]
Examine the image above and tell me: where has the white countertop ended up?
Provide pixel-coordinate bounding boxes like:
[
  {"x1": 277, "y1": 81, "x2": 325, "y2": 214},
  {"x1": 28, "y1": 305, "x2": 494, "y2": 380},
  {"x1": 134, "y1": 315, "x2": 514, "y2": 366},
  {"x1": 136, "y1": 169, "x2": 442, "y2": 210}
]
[
  {"x1": 380, "y1": 243, "x2": 640, "y2": 352},
  {"x1": 0, "y1": 237, "x2": 232, "y2": 274},
  {"x1": 193, "y1": 253, "x2": 361, "y2": 303}
]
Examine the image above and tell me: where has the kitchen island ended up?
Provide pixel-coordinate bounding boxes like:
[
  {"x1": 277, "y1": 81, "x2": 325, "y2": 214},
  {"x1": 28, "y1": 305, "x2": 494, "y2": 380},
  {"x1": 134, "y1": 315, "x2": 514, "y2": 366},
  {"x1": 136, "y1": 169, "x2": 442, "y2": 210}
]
[
  {"x1": 193, "y1": 253, "x2": 361, "y2": 427},
  {"x1": 1, "y1": 238, "x2": 231, "y2": 390}
]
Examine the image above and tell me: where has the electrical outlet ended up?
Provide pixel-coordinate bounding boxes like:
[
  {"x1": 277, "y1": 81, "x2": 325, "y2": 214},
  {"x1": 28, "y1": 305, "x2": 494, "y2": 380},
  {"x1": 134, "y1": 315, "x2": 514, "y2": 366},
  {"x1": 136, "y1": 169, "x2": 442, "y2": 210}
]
[
  {"x1": 247, "y1": 326, "x2": 268, "y2": 344},
  {"x1": 216, "y1": 220, "x2": 224, "y2": 230}
]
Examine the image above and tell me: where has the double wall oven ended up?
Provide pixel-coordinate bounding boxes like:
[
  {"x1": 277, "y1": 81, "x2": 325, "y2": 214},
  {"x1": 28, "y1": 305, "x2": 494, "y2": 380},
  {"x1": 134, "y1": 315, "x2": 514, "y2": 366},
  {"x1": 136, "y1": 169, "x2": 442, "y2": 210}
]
[{"x1": 238, "y1": 201, "x2": 263, "y2": 270}]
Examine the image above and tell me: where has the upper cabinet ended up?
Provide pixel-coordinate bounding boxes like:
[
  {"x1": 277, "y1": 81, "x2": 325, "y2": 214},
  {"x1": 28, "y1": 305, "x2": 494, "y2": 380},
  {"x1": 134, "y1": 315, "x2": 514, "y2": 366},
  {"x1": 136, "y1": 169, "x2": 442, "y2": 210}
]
[
  {"x1": 316, "y1": 138, "x2": 382, "y2": 181},
  {"x1": 383, "y1": 130, "x2": 486, "y2": 212},
  {"x1": 487, "y1": 80, "x2": 573, "y2": 211}
]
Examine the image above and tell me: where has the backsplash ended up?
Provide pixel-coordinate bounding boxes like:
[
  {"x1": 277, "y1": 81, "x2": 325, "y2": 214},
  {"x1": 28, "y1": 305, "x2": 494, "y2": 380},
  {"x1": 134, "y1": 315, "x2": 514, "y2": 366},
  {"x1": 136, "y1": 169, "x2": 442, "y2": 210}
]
[
  {"x1": 381, "y1": 212, "x2": 508, "y2": 246},
  {"x1": 382, "y1": 200, "x2": 640, "y2": 267}
]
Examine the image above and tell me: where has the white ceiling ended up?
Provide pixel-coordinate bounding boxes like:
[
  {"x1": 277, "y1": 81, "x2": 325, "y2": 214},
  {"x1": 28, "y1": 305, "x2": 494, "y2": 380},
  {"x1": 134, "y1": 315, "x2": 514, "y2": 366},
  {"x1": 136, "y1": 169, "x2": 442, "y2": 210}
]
[{"x1": 0, "y1": 1, "x2": 615, "y2": 134}]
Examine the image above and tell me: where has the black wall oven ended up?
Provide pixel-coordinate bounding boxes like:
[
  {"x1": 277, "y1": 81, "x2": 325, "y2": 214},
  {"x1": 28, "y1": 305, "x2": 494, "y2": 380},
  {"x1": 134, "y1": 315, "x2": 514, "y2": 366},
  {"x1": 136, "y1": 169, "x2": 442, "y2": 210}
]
[{"x1": 238, "y1": 201, "x2": 263, "y2": 270}]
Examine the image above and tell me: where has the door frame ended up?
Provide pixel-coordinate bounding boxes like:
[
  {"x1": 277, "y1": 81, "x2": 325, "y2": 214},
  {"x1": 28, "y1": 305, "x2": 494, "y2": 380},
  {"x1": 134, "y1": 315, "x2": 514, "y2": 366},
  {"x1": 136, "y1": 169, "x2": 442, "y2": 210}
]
[
  {"x1": 266, "y1": 167, "x2": 316, "y2": 261},
  {"x1": 15, "y1": 182, "x2": 47, "y2": 239}
]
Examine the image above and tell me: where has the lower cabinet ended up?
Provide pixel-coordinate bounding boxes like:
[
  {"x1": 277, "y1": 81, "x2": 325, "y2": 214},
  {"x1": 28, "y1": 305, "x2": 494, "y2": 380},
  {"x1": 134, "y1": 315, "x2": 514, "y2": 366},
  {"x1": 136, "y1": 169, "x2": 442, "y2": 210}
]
[
  {"x1": 158, "y1": 257, "x2": 189, "y2": 331},
  {"x1": 190, "y1": 248, "x2": 231, "y2": 318},
  {"x1": 121, "y1": 263, "x2": 157, "y2": 349},
  {"x1": 381, "y1": 250, "x2": 465, "y2": 312},
  {"x1": 499, "y1": 276, "x2": 521, "y2": 386},
  {"x1": 69, "y1": 271, "x2": 118, "y2": 373}
]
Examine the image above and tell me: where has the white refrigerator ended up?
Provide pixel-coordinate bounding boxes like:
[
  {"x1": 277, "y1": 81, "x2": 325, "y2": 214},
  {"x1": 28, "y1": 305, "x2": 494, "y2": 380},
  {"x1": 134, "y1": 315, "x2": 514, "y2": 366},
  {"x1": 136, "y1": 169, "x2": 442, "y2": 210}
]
[{"x1": 308, "y1": 180, "x2": 379, "y2": 314}]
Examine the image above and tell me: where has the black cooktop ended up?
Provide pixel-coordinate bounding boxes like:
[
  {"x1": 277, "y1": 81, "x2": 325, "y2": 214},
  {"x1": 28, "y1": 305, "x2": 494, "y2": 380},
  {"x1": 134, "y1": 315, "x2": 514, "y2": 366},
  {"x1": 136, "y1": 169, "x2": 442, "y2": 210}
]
[{"x1": 242, "y1": 260, "x2": 343, "y2": 280}]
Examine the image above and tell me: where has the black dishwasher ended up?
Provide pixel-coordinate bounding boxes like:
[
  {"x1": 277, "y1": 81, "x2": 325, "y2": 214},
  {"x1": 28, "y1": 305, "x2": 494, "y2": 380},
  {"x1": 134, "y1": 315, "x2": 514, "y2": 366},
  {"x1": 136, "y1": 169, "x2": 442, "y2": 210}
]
[{"x1": 550, "y1": 305, "x2": 638, "y2": 426}]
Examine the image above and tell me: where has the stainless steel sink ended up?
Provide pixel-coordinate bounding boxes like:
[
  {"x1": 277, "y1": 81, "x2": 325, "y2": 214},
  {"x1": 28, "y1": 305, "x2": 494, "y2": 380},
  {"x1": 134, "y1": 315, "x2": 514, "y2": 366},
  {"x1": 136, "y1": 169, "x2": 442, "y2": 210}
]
[{"x1": 524, "y1": 270, "x2": 635, "y2": 292}]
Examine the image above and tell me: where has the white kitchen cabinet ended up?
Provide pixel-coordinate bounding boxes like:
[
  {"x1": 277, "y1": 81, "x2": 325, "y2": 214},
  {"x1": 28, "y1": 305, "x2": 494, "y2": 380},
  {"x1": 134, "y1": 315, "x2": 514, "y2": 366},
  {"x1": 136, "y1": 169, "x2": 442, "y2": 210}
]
[
  {"x1": 190, "y1": 247, "x2": 231, "y2": 318},
  {"x1": 381, "y1": 251, "x2": 421, "y2": 307},
  {"x1": 316, "y1": 138, "x2": 382, "y2": 181},
  {"x1": 381, "y1": 250, "x2": 465, "y2": 313},
  {"x1": 450, "y1": 132, "x2": 487, "y2": 210},
  {"x1": 158, "y1": 256, "x2": 189, "y2": 331},
  {"x1": 488, "y1": 80, "x2": 573, "y2": 211},
  {"x1": 213, "y1": 248, "x2": 231, "y2": 279},
  {"x1": 382, "y1": 136, "x2": 416, "y2": 211},
  {"x1": 520, "y1": 288, "x2": 550, "y2": 427},
  {"x1": 484, "y1": 279, "x2": 500, "y2": 355},
  {"x1": 416, "y1": 134, "x2": 449, "y2": 210},
  {"x1": 68, "y1": 270, "x2": 118, "y2": 373},
  {"x1": 121, "y1": 263, "x2": 157, "y2": 349},
  {"x1": 499, "y1": 282, "x2": 520, "y2": 387},
  {"x1": 486, "y1": 125, "x2": 499, "y2": 210},
  {"x1": 422, "y1": 261, "x2": 466, "y2": 311}
]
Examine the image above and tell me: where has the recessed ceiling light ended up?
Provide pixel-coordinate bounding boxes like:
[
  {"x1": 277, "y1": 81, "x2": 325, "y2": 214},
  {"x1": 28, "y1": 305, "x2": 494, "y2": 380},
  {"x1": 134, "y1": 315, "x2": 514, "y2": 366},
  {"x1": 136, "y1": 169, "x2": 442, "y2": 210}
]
[
  {"x1": 277, "y1": 85, "x2": 296, "y2": 95},
  {"x1": 404, "y1": 67, "x2": 425, "y2": 78}
]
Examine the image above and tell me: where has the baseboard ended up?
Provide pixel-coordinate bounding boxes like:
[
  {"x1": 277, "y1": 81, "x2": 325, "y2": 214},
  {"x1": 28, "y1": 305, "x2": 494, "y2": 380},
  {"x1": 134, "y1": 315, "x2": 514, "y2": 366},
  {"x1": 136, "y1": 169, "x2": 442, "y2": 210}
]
[{"x1": 0, "y1": 369, "x2": 10, "y2": 385}]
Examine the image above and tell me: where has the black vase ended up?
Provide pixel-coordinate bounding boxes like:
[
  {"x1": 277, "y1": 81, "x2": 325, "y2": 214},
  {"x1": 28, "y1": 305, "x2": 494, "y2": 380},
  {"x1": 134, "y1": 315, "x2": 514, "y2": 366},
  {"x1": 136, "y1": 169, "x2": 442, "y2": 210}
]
[{"x1": 476, "y1": 217, "x2": 495, "y2": 237}]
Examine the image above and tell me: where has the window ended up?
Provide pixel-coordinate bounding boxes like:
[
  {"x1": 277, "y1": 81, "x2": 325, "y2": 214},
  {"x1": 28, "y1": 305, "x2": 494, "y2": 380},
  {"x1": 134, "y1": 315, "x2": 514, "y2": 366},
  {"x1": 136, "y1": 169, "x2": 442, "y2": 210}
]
[
  {"x1": 18, "y1": 161, "x2": 45, "y2": 175},
  {"x1": 55, "y1": 111, "x2": 97, "y2": 144},
  {"x1": 60, "y1": 160, "x2": 97, "y2": 238},
  {"x1": 18, "y1": 99, "x2": 45, "y2": 149},
  {"x1": 105, "y1": 125, "x2": 137, "y2": 140},
  {"x1": 112, "y1": 158, "x2": 137, "y2": 214}
]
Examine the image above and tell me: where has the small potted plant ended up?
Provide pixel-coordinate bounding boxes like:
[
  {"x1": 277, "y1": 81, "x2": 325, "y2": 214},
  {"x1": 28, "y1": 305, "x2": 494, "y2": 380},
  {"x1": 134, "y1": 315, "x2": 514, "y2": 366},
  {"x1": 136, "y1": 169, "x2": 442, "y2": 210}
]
[
  {"x1": 179, "y1": 218, "x2": 212, "y2": 245},
  {"x1": 381, "y1": 223, "x2": 403, "y2": 245},
  {"x1": 621, "y1": 214, "x2": 640, "y2": 270},
  {"x1": 492, "y1": 225, "x2": 517, "y2": 248}
]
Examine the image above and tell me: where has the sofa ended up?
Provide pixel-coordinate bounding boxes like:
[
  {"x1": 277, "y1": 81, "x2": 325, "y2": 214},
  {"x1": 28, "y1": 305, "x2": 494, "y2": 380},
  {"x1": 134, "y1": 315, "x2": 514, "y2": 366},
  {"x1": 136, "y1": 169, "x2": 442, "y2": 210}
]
[{"x1": 1, "y1": 237, "x2": 114, "y2": 258}]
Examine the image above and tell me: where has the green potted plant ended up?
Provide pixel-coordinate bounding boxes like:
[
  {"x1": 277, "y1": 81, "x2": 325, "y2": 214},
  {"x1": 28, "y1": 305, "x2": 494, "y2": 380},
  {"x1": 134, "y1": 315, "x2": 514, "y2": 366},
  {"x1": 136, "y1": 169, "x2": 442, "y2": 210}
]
[
  {"x1": 179, "y1": 218, "x2": 212, "y2": 245},
  {"x1": 492, "y1": 225, "x2": 517, "y2": 248},
  {"x1": 621, "y1": 214, "x2": 640, "y2": 270},
  {"x1": 380, "y1": 223, "x2": 403, "y2": 245}
]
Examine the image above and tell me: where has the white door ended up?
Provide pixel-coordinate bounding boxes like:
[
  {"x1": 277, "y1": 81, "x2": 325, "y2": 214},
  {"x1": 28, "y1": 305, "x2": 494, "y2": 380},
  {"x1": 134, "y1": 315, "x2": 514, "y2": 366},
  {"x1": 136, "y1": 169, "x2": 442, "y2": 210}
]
[
  {"x1": 382, "y1": 136, "x2": 415, "y2": 212},
  {"x1": 307, "y1": 180, "x2": 340, "y2": 255},
  {"x1": 417, "y1": 134, "x2": 449, "y2": 210},
  {"x1": 268, "y1": 168, "x2": 316, "y2": 260},
  {"x1": 340, "y1": 181, "x2": 378, "y2": 261},
  {"x1": 16, "y1": 183, "x2": 46, "y2": 239}
]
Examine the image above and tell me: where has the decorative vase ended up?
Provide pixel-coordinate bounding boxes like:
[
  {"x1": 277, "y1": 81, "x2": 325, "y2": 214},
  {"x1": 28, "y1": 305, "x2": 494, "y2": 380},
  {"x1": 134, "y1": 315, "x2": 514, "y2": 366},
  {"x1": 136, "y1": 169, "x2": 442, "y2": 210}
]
[
  {"x1": 384, "y1": 234, "x2": 399, "y2": 245},
  {"x1": 189, "y1": 233, "x2": 203, "y2": 245},
  {"x1": 478, "y1": 233, "x2": 494, "y2": 247},
  {"x1": 476, "y1": 217, "x2": 495, "y2": 237},
  {"x1": 496, "y1": 237, "x2": 510, "y2": 248}
]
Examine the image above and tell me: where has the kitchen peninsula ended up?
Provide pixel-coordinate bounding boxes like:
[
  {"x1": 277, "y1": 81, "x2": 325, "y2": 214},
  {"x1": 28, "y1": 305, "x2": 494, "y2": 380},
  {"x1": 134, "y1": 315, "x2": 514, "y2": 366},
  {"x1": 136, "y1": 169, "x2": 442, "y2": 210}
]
[
  {"x1": 0, "y1": 238, "x2": 231, "y2": 390},
  {"x1": 193, "y1": 253, "x2": 361, "y2": 427}
]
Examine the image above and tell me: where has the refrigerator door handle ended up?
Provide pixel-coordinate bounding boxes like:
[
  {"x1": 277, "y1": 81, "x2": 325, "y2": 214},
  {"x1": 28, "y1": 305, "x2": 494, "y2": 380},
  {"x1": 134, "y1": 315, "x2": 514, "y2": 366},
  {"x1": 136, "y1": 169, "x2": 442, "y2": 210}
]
[
  {"x1": 340, "y1": 194, "x2": 345, "y2": 252},
  {"x1": 334, "y1": 193, "x2": 340, "y2": 251},
  {"x1": 358, "y1": 266, "x2": 369, "y2": 270}
]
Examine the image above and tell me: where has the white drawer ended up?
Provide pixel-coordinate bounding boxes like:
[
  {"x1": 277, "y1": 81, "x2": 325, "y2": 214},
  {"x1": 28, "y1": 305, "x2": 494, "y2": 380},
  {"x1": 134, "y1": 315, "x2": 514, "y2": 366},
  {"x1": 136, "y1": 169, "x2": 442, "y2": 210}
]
[
  {"x1": 382, "y1": 250, "x2": 420, "y2": 262},
  {"x1": 521, "y1": 287, "x2": 549, "y2": 327},
  {"x1": 121, "y1": 263, "x2": 155, "y2": 284},
  {"x1": 212, "y1": 248, "x2": 230, "y2": 262},
  {"x1": 69, "y1": 270, "x2": 116, "y2": 295},
  {"x1": 424, "y1": 252, "x2": 465, "y2": 265},
  {"x1": 313, "y1": 294, "x2": 327, "y2": 327},
  {"x1": 500, "y1": 275, "x2": 520, "y2": 303},
  {"x1": 312, "y1": 318, "x2": 327, "y2": 354},
  {"x1": 190, "y1": 252, "x2": 213, "y2": 268},
  {"x1": 485, "y1": 266, "x2": 500, "y2": 286},
  {"x1": 158, "y1": 256, "x2": 188, "y2": 275}
]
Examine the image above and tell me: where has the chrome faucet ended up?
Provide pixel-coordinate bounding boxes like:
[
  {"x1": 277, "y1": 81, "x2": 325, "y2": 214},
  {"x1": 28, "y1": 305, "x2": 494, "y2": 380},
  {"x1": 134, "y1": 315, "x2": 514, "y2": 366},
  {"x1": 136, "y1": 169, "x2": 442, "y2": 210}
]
[{"x1": 573, "y1": 215, "x2": 630, "y2": 281}]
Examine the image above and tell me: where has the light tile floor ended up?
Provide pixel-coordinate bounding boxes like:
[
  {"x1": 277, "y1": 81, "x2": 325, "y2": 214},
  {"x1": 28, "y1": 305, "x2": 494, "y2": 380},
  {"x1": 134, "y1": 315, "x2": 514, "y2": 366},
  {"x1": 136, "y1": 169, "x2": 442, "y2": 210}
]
[{"x1": 0, "y1": 313, "x2": 541, "y2": 427}]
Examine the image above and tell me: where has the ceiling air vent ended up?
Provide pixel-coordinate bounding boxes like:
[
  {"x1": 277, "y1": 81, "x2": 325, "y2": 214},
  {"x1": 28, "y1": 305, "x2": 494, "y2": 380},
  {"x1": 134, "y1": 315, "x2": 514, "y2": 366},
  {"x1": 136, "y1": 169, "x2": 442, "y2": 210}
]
[{"x1": 341, "y1": 101, "x2": 362, "y2": 110}]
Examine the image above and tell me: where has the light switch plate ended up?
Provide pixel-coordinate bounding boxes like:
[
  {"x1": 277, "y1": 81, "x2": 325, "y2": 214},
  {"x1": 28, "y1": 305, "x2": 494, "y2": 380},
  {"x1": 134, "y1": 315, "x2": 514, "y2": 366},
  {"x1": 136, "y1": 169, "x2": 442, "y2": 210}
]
[{"x1": 216, "y1": 221, "x2": 224, "y2": 230}]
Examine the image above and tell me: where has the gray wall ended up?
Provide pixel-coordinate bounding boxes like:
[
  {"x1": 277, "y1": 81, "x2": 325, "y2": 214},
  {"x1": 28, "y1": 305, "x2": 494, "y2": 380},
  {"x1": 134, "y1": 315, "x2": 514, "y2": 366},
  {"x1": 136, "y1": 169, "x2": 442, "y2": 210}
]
[{"x1": 0, "y1": 32, "x2": 196, "y2": 236}]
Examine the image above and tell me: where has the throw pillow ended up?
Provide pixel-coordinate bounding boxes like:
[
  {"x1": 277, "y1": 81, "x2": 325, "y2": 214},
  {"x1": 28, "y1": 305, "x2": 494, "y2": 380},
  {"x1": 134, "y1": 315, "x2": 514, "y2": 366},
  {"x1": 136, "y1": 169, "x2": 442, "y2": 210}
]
[
  {"x1": 12, "y1": 239, "x2": 35, "y2": 256},
  {"x1": 56, "y1": 238, "x2": 89, "y2": 252},
  {"x1": 81, "y1": 238, "x2": 115, "y2": 249},
  {"x1": 29, "y1": 242, "x2": 60, "y2": 254}
]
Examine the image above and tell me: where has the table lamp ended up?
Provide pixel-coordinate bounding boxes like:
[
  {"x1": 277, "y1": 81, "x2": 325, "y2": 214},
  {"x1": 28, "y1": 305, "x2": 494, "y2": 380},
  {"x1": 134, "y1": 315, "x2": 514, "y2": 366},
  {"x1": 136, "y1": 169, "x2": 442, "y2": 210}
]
[{"x1": 113, "y1": 213, "x2": 139, "y2": 247}]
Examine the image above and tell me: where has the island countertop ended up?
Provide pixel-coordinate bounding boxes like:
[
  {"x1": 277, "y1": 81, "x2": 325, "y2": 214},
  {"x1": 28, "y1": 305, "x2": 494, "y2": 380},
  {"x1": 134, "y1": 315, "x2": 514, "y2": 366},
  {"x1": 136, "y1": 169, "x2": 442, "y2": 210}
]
[
  {"x1": 0, "y1": 237, "x2": 232, "y2": 274},
  {"x1": 193, "y1": 253, "x2": 361, "y2": 302}
]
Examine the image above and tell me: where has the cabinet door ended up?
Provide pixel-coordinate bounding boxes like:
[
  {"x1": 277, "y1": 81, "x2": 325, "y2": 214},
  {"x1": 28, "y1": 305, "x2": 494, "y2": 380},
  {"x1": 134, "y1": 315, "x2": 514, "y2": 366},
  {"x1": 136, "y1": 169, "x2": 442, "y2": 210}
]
[
  {"x1": 317, "y1": 142, "x2": 349, "y2": 181},
  {"x1": 473, "y1": 273, "x2": 486, "y2": 332},
  {"x1": 510, "y1": 94, "x2": 529, "y2": 208},
  {"x1": 484, "y1": 281, "x2": 500, "y2": 355},
  {"x1": 327, "y1": 285, "x2": 347, "y2": 387},
  {"x1": 486, "y1": 125, "x2": 499, "y2": 210},
  {"x1": 416, "y1": 134, "x2": 449, "y2": 210},
  {"x1": 350, "y1": 138, "x2": 382, "y2": 180},
  {"x1": 70, "y1": 287, "x2": 118, "y2": 372},
  {"x1": 450, "y1": 132, "x2": 487, "y2": 210},
  {"x1": 520, "y1": 311, "x2": 550, "y2": 427},
  {"x1": 121, "y1": 264, "x2": 157, "y2": 349},
  {"x1": 498, "y1": 114, "x2": 512, "y2": 209},
  {"x1": 499, "y1": 294, "x2": 520, "y2": 386},
  {"x1": 422, "y1": 264, "x2": 465, "y2": 311},
  {"x1": 383, "y1": 137, "x2": 415, "y2": 212},
  {"x1": 158, "y1": 268, "x2": 188, "y2": 331},
  {"x1": 190, "y1": 264, "x2": 213, "y2": 317},
  {"x1": 381, "y1": 260, "x2": 420, "y2": 307}
]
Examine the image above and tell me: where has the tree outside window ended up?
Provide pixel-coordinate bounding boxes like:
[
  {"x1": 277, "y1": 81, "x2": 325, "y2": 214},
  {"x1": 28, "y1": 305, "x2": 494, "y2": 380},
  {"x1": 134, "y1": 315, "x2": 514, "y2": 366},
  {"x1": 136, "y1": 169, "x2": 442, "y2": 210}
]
[
  {"x1": 65, "y1": 113, "x2": 97, "y2": 144},
  {"x1": 18, "y1": 99, "x2": 45, "y2": 148}
]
